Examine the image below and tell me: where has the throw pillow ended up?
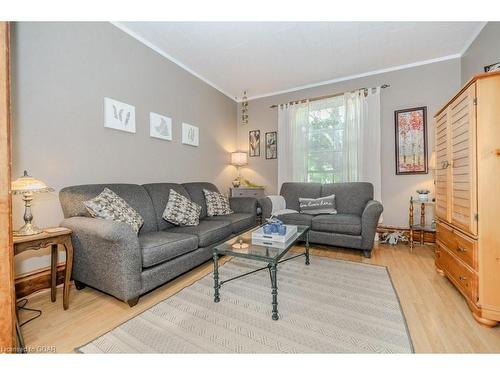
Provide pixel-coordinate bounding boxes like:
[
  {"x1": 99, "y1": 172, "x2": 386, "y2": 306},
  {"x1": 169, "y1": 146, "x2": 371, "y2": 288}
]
[
  {"x1": 163, "y1": 189, "x2": 201, "y2": 226},
  {"x1": 203, "y1": 189, "x2": 233, "y2": 216},
  {"x1": 299, "y1": 194, "x2": 337, "y2": 215},
  {"x1": 83, "y1": 188, "x2": 144, "y2": 233}
]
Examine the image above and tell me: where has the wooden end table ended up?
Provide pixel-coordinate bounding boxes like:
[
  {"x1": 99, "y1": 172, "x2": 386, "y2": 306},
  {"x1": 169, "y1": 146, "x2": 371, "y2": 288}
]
[
  {"x1": 14, "y1": 227, "x2": 74, "y2": 310},
  {"x1": 408, "y1": 197, "x2": 436, "y2": 251}
]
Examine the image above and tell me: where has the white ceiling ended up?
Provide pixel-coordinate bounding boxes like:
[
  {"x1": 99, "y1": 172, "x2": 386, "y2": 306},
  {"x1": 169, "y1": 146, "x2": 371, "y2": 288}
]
[{"x1": 115, "y1": 22, "x2": 485, "y2": 101}]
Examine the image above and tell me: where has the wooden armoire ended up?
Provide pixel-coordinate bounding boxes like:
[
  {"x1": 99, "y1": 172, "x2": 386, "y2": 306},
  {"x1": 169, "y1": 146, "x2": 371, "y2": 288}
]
[{"x1": 434, "y1": 72, "x2": 500, "y2": 327}]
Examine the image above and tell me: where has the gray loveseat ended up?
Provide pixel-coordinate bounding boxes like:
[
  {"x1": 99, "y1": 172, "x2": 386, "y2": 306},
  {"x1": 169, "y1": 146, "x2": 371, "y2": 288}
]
[
  {"x1": 259, "y1": 182, "x2": 383, "y2": 258},
  {"x1": 59, "y1": 182, "x2": 257, "y2": 306}
]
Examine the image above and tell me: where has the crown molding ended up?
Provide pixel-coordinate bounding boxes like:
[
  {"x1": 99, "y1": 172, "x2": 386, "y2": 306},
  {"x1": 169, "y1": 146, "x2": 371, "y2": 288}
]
[
  {"x1": 244, "y1": 54, "x2": 462, "y2": 101},
  {"x1": 110, "y1": 22, "x2": 237, "y2": 101}
]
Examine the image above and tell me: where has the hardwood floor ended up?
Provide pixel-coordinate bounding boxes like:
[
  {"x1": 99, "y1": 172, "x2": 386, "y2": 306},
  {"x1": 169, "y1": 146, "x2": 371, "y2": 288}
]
[{"x1": 18, "y1": 242, "x2": 500, "y2": 353}]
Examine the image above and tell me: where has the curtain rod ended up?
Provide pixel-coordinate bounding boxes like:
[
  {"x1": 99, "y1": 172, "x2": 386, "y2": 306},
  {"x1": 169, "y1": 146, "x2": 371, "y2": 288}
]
[{"x1": 269, "y1": 84, "x2": 390, "y2": 109}]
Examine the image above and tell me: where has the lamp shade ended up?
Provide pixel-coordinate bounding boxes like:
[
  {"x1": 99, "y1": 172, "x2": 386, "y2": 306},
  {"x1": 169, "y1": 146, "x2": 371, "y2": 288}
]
[
  {"x1": 230, "y1": 152, "x2": 248, "y2": 166},
  {"x1": 11, "y1": 170, "x2": 53, "y2": 194}
]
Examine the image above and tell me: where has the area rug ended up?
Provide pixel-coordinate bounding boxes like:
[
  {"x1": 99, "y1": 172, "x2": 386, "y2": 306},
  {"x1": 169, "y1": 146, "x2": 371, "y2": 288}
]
[{"x1": 77, "y1": 256, "x2": 414, "y2": 353}]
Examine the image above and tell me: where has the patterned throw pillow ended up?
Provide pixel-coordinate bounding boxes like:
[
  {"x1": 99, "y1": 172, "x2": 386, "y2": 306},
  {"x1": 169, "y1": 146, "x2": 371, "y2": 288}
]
[
  {"x1": 83, "y1": 188, "x2": 144, "y2": 233},
  {"x1": 163, "y1": 189, "x2": 201, "y2": 226},
  {"x1": 203, "y1": 189, "x2": 233, "y2": 216}
]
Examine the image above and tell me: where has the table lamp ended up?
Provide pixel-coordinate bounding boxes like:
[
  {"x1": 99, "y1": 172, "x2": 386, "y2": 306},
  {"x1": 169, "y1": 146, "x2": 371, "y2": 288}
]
[
  {"x1": 230, "y1": 151, "x2": 248, "y2": 188},
  {"x1": 11, "y1": 170, "x2": 54, "y2": 236}
]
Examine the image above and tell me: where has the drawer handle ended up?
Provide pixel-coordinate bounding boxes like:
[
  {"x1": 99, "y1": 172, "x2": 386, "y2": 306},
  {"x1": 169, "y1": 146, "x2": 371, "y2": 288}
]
[
  {"x1": 459, "y1": 276, "x2": 467, "y2": 281},
  {"x1": 457, "y1": 246, "x2": 467, "y2": 253}
]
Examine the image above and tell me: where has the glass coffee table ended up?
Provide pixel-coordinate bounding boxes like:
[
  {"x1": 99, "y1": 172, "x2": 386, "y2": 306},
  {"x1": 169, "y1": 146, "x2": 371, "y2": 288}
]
[{"x1": 212, "y1": 225, "x2": 310, "y2": 320}]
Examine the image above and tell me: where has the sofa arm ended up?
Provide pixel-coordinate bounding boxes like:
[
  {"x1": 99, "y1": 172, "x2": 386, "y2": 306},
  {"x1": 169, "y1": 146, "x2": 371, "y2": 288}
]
[
  {"x1": 60, "y1": 216, "x2": 142, "y2": 302},
  {"x1": 258, "y1": 197, "x2": 273, "y2": 219},
  {"x1": 229, "y1": 197, "x2": 257, "y2": 215},
  {"x1": 360, "y1": 200, "x2": 384, "y2": 250}
]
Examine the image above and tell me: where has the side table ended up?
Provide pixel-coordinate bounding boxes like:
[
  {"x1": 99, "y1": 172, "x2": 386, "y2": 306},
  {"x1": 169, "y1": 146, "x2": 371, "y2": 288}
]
[
  {"x1": 14, "y1": 227, "x2": 74, "y2": 310},
  {"x1": 229, "y1": 186, "x2": 265, "y2": 199},
  {"x1": 409, "y1": 197, "x2": 436, "y2": 250}
]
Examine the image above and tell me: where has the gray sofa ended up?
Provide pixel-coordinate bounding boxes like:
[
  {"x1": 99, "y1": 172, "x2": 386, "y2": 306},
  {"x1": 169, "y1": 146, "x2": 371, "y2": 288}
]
[
  {"x1": 59, "y1": 182, "x2": 257, "y2": 306},
  {"x1": 259, "y1": 182, "x2": 383, "y2": 258}
]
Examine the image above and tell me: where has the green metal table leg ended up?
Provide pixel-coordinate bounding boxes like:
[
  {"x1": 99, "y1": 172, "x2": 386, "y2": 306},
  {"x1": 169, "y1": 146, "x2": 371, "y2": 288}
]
[
  {"x1": 305, "y1": 231, "x2": 310, "y2": 265},
  {"x1": 270, "y1": 262, "x2": 279, "y2": 320},
  {"x1": 213, "y1": 252, "x2": 220, "y2": 303}
]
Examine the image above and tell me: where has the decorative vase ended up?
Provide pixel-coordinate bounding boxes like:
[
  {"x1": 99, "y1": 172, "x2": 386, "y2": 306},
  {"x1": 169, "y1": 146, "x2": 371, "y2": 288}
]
[{"x1": 277, "y1": 225, "x2": 287, "y2": 236}]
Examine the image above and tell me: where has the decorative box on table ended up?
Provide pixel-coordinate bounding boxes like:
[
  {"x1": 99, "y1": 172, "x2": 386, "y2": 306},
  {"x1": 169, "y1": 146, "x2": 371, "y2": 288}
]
[{"x1": 251, "y1": 225, "x2": 298, "y2": 243}]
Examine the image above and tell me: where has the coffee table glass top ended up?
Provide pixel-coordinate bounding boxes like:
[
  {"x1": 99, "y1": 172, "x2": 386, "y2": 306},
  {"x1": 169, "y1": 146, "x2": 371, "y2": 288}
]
[{"x1": 214, "y1": 224, "x2": 309, "y2": 262}]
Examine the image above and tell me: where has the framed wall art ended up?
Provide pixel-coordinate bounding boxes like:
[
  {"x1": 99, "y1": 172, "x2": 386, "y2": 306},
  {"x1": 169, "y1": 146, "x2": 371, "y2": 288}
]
[
  {"x1": 265, "y1": 131, "x2": 277, "y2": 159},
  {"x1": 182, "y1": 123, "x2": 199, "y2": 146},
  {"x1": 149, "y1": 112, "x2": 172, "y2": 141},
  {"x1": 104, "y1": 97, "x2": 136, "y2": 133},
  {"x1": 394, "y1": 106, "x2": 428, "y2": 175},
  {"x1": 249, "y1": 130, "x2": 260, "y2": 157}
]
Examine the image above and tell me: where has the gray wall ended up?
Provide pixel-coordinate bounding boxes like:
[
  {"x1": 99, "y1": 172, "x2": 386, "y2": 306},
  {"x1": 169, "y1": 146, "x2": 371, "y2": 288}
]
[
  {"x1": 237, "y1": 59, "x2": 461, "y2": 227},
  {"x1": 461, "y1": 22, "x2": 500, "y2": 84},
  {"x1": 11, "y1": 22, "x2": 237, "y2": 275}
]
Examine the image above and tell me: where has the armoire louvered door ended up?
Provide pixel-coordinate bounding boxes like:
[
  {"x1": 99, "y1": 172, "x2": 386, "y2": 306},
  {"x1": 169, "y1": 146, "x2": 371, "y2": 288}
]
[
  {"x1": 435, "y1": 72, "x2": 500, "y2": 328},
  {"x1": 434, "y1": 109, "x2": 450, "y2": 221},
  {"x1": 449, "y1": 84, "x2": 477, "y2": 235}
]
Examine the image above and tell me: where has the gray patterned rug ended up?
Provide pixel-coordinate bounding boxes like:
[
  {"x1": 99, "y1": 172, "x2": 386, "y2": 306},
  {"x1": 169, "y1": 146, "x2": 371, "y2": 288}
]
[{"x1": 77, "y1": 256, "x2": 413, "y2": 353}]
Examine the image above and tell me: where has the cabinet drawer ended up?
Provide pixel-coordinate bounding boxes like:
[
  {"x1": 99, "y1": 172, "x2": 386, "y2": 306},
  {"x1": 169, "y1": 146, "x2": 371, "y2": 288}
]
[
  {"x1": 436, "y1": 222, "x2": 455, "y2": 249},
  {"x1": 436, "y1": 244, "x2": 477, "y2": 302},
  {"x1": 437, "y1": 222, "x2": 477, "y2": 270},
  {"x1": 231, "y1": 189, "x2": 264, "y2": 198}
]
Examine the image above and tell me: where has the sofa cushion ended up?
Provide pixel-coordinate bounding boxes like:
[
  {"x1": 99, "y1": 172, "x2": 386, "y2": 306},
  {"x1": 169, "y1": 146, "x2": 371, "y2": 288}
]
[
  {"x1": 276, "y1": 212, "x2": 314, "y2": 227},
  {"x1": 320, "y1": 182, "x2": 373, "y2": 215},
  {"x1": 166, "y1": 219, "x2": 232, "y2": 247},
  {"x1": 59, "y1": 183, "x2": 157, "y2": 235},
  {"x1": 205, "y1": 213, "x2": 255, "y2": 234},
  {"x1": 142, "y1": 183, "x2": 192, "y2": 231},
  {"x1": 279, "y1": 182, "x2": 322, "y2": 211},
  {"x1": 182, "y1": 182, "x2": 220, "y2": 218},
  {"x1": 203, "y1": 189, "x2": 233, "y2": 216},
  {"x1": 311, "y1": 214, "x2": 362, "y2": 235},
  {"x1": 163, "y1": 189, "x2": 201, "y2": 226},
  {"x1": 83, "y1": 188, "x2": 144, "y2": 233},
  {"x1": 139, "y1": 231, "x2": 199, "y2": 268}
]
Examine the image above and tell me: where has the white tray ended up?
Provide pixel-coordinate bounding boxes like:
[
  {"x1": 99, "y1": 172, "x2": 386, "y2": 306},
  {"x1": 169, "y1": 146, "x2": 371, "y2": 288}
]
[{"x1": 251, "y1": 225, "x2": 298, "y2": 243}]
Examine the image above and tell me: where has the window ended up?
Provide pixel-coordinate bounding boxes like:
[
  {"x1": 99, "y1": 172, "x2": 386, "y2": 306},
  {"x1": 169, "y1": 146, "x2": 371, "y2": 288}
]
[{"x1": 305, "y1": 96, "x2": 346, "y2": 184}]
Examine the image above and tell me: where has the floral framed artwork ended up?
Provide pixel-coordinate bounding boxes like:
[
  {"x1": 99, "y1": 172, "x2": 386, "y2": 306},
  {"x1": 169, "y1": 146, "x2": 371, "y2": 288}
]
[
  {"x1": 249, "y1": 130, "x2": 260, "y2": 157},
  {"x1": 394, "y1": 106, "x2": 428, "y2": 175}
]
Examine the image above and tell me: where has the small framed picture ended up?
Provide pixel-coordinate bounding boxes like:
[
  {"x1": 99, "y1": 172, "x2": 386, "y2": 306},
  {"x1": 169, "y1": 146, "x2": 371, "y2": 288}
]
[
  {"x1": 249, "y1": 130, "x2": 260, "y2": 157},
  {"x1": 394, "y1": 106, "x2": 428, "y2": 175},
  {"x1": 265, "y1": 131, "x2": 277, "y2": 159},
  {"x1": 104, "y1": 97, "x2": 136, "y2": 133},
  {"x1": 182, "y1": 123, "x2": 199, "y2": 147},
  {"x1": 149, "y1": 112, "x2": 172, "y2": 141},
  {"x1": 484, "y1": 62, "x2": 500, "y2": 73}
]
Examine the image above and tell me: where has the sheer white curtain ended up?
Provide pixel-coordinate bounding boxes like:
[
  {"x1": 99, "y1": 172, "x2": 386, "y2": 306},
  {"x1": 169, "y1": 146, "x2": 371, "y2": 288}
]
[
  {"x1": 277, "y1": 101, "x2": 309, "y2": 191},
  {"x1": 343, "y1": 87, "x2": 382, "y2": 206},
  {"x1": 277, "y1": 88, "x2": 382, "y2": 210}
]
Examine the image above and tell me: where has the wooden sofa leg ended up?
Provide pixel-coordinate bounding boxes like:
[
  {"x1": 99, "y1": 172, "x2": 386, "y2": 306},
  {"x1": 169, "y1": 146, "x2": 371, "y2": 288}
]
[
  {"x1": 127, "y1": 297, "x2": 140, "y2": 307},
  {"x1": 74, "y1": 280, "x2": 86, "y2": 290},
  {"x1": 363, "y1": 250, "x2": 372, "y2": 258}
]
